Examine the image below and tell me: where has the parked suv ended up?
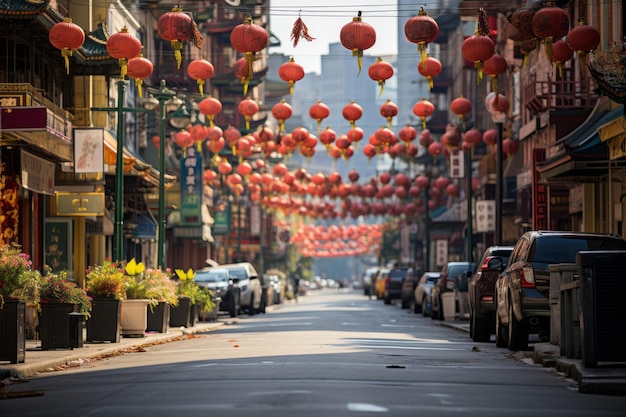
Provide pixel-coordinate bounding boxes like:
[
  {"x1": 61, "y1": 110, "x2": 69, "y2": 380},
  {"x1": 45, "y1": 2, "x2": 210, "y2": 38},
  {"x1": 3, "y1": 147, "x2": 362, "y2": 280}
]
[
  {"x1": 494, "y1": 231, "x2": 626, "y2": 351},
  {"x1": 194, "y1": 267, "x2": 240, "y2": 318},
  {"x1": 468, "y1": 246, "x2": 513, "y2": 342},
  {"x1": 384, "y1": 267, "x2": 414, "y2": 305},
  {"x1": 217, "y1": 262, "x2": 263, "y2": 315},
  {"x1": 431, "y1": 262, "x2": 476, "y2": 320},
  {"x1": 413, "y1": 271, "x2": 440, "y2": 315}
]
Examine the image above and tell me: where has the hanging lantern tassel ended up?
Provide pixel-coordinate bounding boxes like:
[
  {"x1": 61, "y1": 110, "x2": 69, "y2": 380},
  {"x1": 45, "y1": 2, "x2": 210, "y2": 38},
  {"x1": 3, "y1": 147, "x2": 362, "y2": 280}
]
[
  {"x1": 543, "y1": 37, "x2": 554, "y2": 62},
  {"x1": 135, "y1": 77, "x2": 144, "y2": 98},
  {"x1": 244, "y1": 115, "x2": 251, "y2": 130},
  {"x1": 420, "y1": 117, "x2": 426, "y2": 130},
  {"x1": 243, "y1": 52, "x2": 255, "y2": 95},
  {"x1": 490, "y1": 75, "x2": 497, "y2": 95},
  {"x1": 171, "y1": 40, "x2": 183, "y2": 69},
  {"x1": 475, "y1": 61, "x2": 484, "y2": 84},
  {"x1": 418, "y1": 42, "x2": 427, "y2": 64},
  {"x1": 426, "y1": 75, "x2": 434, "y2": 90},
  {"x1": 61, "y1": 48, "x2": 73, "y2": 75},
  {"x1": 377, "y1": 80, "x2": 385, "y2": 98},
  {"x1": 197, "y1": 79, "x2": 205, "y2": 97},
  {"x1": 118, "y1": 58, "x2": 128, "y2": 80}
]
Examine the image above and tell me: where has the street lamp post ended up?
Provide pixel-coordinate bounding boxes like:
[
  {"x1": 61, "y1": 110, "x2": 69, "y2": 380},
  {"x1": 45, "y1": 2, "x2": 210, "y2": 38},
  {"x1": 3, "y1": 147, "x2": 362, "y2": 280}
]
[
  {"x1": 495, "y1": 120, "x2": 504, "y2": 245},
  {"x1": 147, "y1": 80, "x2": 176, "y2": 270}
]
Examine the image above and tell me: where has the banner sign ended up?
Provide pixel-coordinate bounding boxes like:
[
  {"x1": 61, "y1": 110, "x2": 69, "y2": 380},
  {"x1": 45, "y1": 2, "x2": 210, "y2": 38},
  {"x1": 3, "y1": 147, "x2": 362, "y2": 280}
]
[{"x1": 180, "y1": 146, "x2": 203, "y2": 226}]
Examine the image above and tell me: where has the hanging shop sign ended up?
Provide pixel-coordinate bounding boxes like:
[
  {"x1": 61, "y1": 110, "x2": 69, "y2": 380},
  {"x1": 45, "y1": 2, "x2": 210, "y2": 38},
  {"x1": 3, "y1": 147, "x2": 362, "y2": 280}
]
[
  {"x1": 180, "y1": 145, "x2": 202, "y2": 226},
  {"x1": 20, "y1": 149, "x2": 55, "y2": 195},
  {"x1": 55, "y1": 192, "x2": 105, "y2": 216}
]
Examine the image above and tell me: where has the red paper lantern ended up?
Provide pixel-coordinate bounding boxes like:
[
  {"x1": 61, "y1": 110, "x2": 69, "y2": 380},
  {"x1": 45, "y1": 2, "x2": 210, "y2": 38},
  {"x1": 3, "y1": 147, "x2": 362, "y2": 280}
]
[
  {"x1": 237, "y1": 97, "x2": 259, "y2": 131},
  {"x1": 279, "y1": 57, "x2": 305, "y2": 95},
  {"x1": 428, "y1": 141, "x2": 443, "y2": 159},
  {"x1": 398, "y1": 125, "x2": 418, "y2": 144},
  {"x1": 127, "y1": 55, "x2": 153, "y2": 98},
  {"x1": 292, "y1": 126, "x2": 309, "y2": 144},
  {"x1": 461, "y1": 34, "x2": 495, "y2": 83},
  {"x1": 206, "y1": 126, "x2": 223, "y2": 142},
  {"x1": 415, "y1": 175, "x2": 429, "y2": 189},
  {"x1": 445, "y1": 183, "x2": 460, "y2": 197},
  {"x1": 49, "y1": 18, "x2": 85, "y2": 74},
  {"x1": 404, "y1": 7, "x2": 439, "y2": 63},
  {"x1": 413, "y1": 99, "x2": 435, "y2": 129},
  {"x1": 319, "y1": 127, "x2": 337, "y2": 150},
  {"x1": 368, "y1": 57, "x2": 394, "y2": 97},
  {"x1": 419, "y1": 129, "x2": 433, "y2": 148},
  {"x1": 272, "y1": 99, "x2": 293, "y2": 134},
  {"x1": 198, "y1": 96, "x2": 222, "y2": 127},
  {"x1": 237, "y1": 161, "x2": 253, "y2": 178},
  {"x1": 174, "y1": 130, "x2": 194, "y2": 148},
  {"x1": 566, "y1": 19, "x2": 600, "y2": 76},
  {"x1": 224, "y1": 125, "x2": 241, "y2": 153},
  {"x1": 502, "y1": 138, "x2": 519, "y2": 156},
  {"x1": 340, "y1": 11, "x2": 377, "y2": 75},
  {"x1": 379, "y1": 100, "x2": 398, "y2": 129},
  {"x1": 106, "y1": 27, "x2": 142, "y2": 79},
  {"x1": 550, "y1": 40, "x2": 574, "y2": 78},
  {"x1": 418, "y1": 56, "x2": 442, "y2": 90},
  {"x1": 157, "y1": 6, "x2": 204, "y2": 69},
  {"x1": 463, "y1": 128, "x2": 482, "y2": 146},
  {"x1": 450, "y1": 96, "x2": 472, "y2": 121},
  {"x1": 363, "y1": 143, "x2": 377, "y2": 160},
  {"x1": 230, "y1": 15, "x2": 269, "y2": 94},
  {"x1": 483, "y1": 129, "x2": 498, "y2": 146},
  {"x1": 483, "y1": 54, "x2": 508, "y2": 93},
  {"x1": 343, "y1": 101, "x2": 363, "y2": 129},
  {"x1": 309, "y1": 100, "x2": 330, "y2": 133},
  {"x1": 531, "y1": 4, "x2": 570, "y2": 61},
  {"x1": 187, "y1": 59, "x2": 214, "y2": 96}
]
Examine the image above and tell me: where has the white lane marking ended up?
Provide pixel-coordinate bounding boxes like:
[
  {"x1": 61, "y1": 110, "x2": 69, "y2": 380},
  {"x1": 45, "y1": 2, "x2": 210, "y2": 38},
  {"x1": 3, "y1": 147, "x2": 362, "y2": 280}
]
[
  {"x1": 193, "y1": 361, "x2": 274, "y2": 368},
  {"x1": 347, "y1": 403, "x2": 389, "y2": 412},
  {"x1": 352, "y1": 345, "x2": 464, "y2": 351}
]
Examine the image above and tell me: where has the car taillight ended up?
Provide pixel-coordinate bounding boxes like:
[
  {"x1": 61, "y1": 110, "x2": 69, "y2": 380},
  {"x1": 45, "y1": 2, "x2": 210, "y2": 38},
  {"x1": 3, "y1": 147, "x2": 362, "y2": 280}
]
[
  {"x1": 521, "y1": 266, "x2": 535, "y2": 288},
  {"x1": 385, "y1": 277, "x2": 390, "y2": 284},
  {"x1": 481, "y1": 256, "x2": 493, "y2": 270}
]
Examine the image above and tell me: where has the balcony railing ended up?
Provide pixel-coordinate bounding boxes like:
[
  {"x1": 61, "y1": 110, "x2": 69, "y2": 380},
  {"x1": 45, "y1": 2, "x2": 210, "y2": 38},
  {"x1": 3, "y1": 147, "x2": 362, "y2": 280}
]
[{"x1": 522, "y1": 69, "x2": 598, "y2": 116}]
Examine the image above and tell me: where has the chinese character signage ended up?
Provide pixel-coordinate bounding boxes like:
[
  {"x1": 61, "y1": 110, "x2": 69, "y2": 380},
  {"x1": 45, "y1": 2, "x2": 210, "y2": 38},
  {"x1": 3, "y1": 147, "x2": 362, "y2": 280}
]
[
  {"x1": 475, "y1": 200, "x2": 495, "y2": 232},
  {"x1": 180, "y1": 146, "x2": 202, "y2": 225},
  {"x1": 436, "y1": 239, "x2": 448, "y2": 267},
  {"x1": 449, "y1": 148, "x2": 464, "y2": 178}
]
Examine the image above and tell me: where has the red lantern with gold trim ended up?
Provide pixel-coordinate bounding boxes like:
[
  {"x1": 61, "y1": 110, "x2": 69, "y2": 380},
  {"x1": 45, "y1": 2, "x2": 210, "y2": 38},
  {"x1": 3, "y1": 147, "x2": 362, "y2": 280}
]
[
  {"x1": 230, "y1": 15, "x2": 269, "y2": 94},
  {"x1": 279, "y1": 57, "x2": 305, "y2": 95},
  {"x1": 174, "y1": 130, "x2": 194, "y2": 149},
  {"x1": 551, "y1": 40, "x2": 574, "y2": 79},
  {"x1": 49, "y1": 18, "x2": 85, "y2": 74},
  {"x1": 319, "y1": 127, "x2": 336, "y2": 151},
  {"x1": 368, "y1": 57, "x2": 394, "y2": 97},
  {"x1": 566, "y1": 18, "x2": 600, "y2": 77},
  {"x1": 413, "y1": 98, "x2": 435, "y2": 129},
  {"x1": 343, "y1": 101, "x2": 363, "y2": 129},
  {"x1": 379, "y1": 100, "x2": 398, "y2": 129},
  {"x1": 106, "y1": 27, "x2": 142, "y2": 79},
  {"x1": 340, "y1": 11, "x2": 377, "y2": 75},
  {"x1": 187, "y1": 58, "x2": 214, "y2": 96},
  {"x1": 158, "y1": 6, "x2": 204, "y2": 69},
  {"x1": 199, "y1": 96, "x2": 222, "y2": 127},
  {"x1": 404, "y1": 7, "x2": 439, "y2": 64},
  {"x1": 272, "y1": 99, "x2": 293, "y2": 134},
  {"x1": 309, "y1": 100, "x2": 330, "y2": 133},
  {"x1": 502, "y1": 138, "x2": 519, "y2": 157},
  {"x1": 483, "y1": 129, "x2": 498, "y2": 146},
  {"x1": 483, "y1": 54, "x2": 507, "y2": 93},
  {"x1": 237, "y1": 97, "x2": 259, "y2": 131},
  {"x1": 418, "y1": 56, "x2": 442, "y2": 90},
  {"x1": 531, "y1": 3, "x2": 570, "y2": 61},
  {"x1": 462, "y1": 34, "x2": 494, "y2": 84},
  {"x1": 399, "y1": 125, "x2": 418, "y2": 144},
  {"x1": 450, "y1": 96, "x2": 472, "y2": 122},
  {"x1": 127, "y1": 54, "x2": 153, "y2": 98}
]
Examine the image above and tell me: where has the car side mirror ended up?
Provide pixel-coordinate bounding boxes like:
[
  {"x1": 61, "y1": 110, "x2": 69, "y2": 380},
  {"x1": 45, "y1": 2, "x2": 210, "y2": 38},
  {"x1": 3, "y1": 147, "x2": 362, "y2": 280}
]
[{"x1": 487, "y1": 257, "x2": 504, "y2": 271}]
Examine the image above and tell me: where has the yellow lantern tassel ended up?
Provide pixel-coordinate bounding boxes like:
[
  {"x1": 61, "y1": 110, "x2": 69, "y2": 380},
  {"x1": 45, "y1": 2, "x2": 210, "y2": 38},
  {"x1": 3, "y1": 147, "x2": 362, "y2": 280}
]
[
  {"x1": 244, "y1": 51, "x2": 255, "y2": 94},
  {"x1": 208, "y1": 116, "x2": 215, "y2": 127},
  {"x1": 61, "y1": 48, "x2": 72, "y2": 75},
  {"x1": 421, "y1": 117, "x2": 426, "y2": 130},
  {"x1": 556, "y1": 61, "x2": 563, "y2": 79},
  {"x1": 135, "y1": 78, "x2": 143, "y2": 98},
  {"x1": 378, "y1": 80, "x2": 385, "y2": 98},
  {"x1": 350, "y1": 120, "x2": 356, "y2": 129},
  {"x1": 475, "y1": 61, "x2": 483, "y2": 84},
  {"x1": 119, "y1": 58, "x2": 128, "y2": 79},
  {"x1": 353, "y1": 49, "x2": 363, "y2": 76},
  {"x1": 490, "y1": 75, "x2": 497, "y2": 94},
  {"x1": 386, "y1": 116, "x2": 392, "y2": 129},
  {"x1": 426, "y1": 76, "x2": 433, "y2": 90},
  {"x1": 197, "y1": 79, "x2": 205, "y2": 97},
  {"x1": 289, "y1": 81, "x2": 295, "y2": 95},
  {"x1": 279, "y1": 119, "x2": 285, "y2": 134},
  {"x1": 543, "y1": 37, "x2": 554, "y2": 62},
  {"x1": 418, "y1": 43, "x2": 427, "y2": 64},
  {"x1": 578, "y1": 51, "x2": 587, "y2": 79},
  {"x1": 171, "y1": 40, "x2": 183, "y2": 69}
]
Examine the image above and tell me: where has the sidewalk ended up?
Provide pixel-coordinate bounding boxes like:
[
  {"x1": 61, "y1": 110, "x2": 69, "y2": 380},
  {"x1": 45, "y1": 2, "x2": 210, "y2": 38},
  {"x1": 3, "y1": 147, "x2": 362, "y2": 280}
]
[
  {"x1": 0, "y1": 320, "x2": 225, "y2": 380},
  {"x1": 440, "y1": 318, "x2": 626, "y2": 395}
]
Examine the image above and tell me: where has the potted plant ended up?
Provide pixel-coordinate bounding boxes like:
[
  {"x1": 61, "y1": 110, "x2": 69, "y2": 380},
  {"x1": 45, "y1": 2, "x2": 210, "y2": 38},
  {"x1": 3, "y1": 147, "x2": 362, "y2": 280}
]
[
  {"x1": 39, "y1": 271, "x2": 91, "y2": 350},
  {"x1": 171, "y1": 268, "x2": 216, "y2": 327},
  {"x1": 0, "y1": 243, "x2": 33, "y2": 363},
  {"x1": 143, "y1": 268, "x2": 178, "y2": 333},
  {"x1": 85, "y1": 259, "x2": 126, "y2": 343},
  {"x1": 120, "y1": 259, "x2": 155, "y2": 337}
]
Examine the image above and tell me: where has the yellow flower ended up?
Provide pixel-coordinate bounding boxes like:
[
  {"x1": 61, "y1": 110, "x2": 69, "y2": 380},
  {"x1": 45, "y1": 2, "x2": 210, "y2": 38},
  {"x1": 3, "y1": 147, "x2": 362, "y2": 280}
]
[
  {"x1": 175, "y1": 268, "x2": 195, "y2": 281},
  {"x1": 125, "y1": 258, "x2": 145, "y2": 276}
]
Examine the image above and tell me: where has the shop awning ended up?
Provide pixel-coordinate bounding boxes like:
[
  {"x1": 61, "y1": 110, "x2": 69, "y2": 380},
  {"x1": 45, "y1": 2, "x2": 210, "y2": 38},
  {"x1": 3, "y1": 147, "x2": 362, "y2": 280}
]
[{"x1": 131, "y1": 213, "x2": 157, "y2": 240}]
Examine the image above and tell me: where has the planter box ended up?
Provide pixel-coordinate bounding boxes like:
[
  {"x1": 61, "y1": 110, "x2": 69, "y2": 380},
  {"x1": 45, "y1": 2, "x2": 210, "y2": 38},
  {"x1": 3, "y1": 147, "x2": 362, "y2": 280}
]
[
  {"x1": 199, "y1": 300, "x2": 220, "y2": 322},
  {"x1": 120, "y1": 299, "x2": 149, "y2": 337},
  {"x1": 40, "y1": 303, "x2": 80, "y2": 350},
  {"x1": 86, "y1": 298, "x2": 121, "y2": 343},
  {"x1": 169, "y1": 297, "x2": 193, "y2": 328},
  {"x1": 0, "y1": 299, "x2": 25, "y2": 364},
  {"x1": 146, "y1": 302, "x2": 170, "y2": 333}
]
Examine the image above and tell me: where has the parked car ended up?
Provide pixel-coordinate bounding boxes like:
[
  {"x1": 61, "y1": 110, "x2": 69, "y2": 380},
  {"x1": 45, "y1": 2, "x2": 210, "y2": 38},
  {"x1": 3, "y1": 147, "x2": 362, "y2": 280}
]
[
  {"x1": 194, "y1": 267, "x2": 240, "y2": 318},
  {"x1": 383, "y1": 267, "x2": 414, "y2": 305},
  {"x1": 468, "y1": 246, "x2": 514, "y2": 342},
  {"x1": 361, "y1": 267, "x2": 379, "y2": 296},
  {"x1": 217, "y1": 262, "x2": 263, "y2": 315},
  {"x1": 267, "y1": 274, "x2": 285, "y2": 305},
  {"x1": 375, "y1": 268, "x2": 390, "y2": 299},
  {"x1": 431, "y1": 262, "x2": 476, "y2": 320},
  {"x1": 400, "y1": 268, "x2": 422, "y2": 309},
  {"x1": 413, "y1": 272, "x2": 441, "y2": 315},
  {"x1": 494, "y1": 231, "x2": 626, "y2": 351}
]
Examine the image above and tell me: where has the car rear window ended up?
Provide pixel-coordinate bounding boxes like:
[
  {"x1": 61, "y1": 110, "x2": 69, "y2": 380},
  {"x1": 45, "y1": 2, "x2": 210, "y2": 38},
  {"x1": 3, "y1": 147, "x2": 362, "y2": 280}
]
[
  {"x1": 532, "y1": 236, "x2": 626, "y2": 263},
  {"x1": 447, "y1": 264, "x2": 474, "y2": 279},
  {"x1": 389, "y1": 269, "x2": 408, "y2": 280}
]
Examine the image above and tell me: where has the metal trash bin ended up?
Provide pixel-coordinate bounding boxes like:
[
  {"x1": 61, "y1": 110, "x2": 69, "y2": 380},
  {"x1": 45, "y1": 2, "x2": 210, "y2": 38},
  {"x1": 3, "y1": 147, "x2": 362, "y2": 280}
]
[
  {"x1": 69, "y1": 312, "x2": 85, "y2": 349},
  {"x1": 558, "y1": 264, "x2": 581, "y2": 359}
]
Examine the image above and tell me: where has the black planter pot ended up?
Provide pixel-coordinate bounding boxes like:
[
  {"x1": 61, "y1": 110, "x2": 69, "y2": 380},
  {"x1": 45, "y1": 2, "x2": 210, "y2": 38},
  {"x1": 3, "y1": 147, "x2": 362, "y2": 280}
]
[
  {"x1": 146, "y1": 302, "x2": 170, "y2": 333},
  {"x1": 0, "y1": 299, "x2": 25, "y2": 364},
  {"x1": 86, "y1": 298, "x2": 121, "y2": 343},
  {"x1": 40, "y1": 303, "x2": 82, "y2": 350},
  {"x1": 169, "y1": 297, "x2": 192, "y2": 327}
]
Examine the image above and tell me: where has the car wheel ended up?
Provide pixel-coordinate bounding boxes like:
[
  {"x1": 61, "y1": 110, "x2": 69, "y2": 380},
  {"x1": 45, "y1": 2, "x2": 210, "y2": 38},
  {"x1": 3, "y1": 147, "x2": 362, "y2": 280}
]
[
  {"x1": 495, "y1": 299, "x2": 507, "y2": 348},
  {"x1": 422, "y1": 297, "x2": 429, "y2": 317},
  {"x1": 471, "y1": 313, "x2": 491, "y2": 343},
  {"x1": 507, "y1": 299, "x2": 529, "y2": 351},
  {"x1": 414, "y1": 299, "x2": 422, "y2": 314}
]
